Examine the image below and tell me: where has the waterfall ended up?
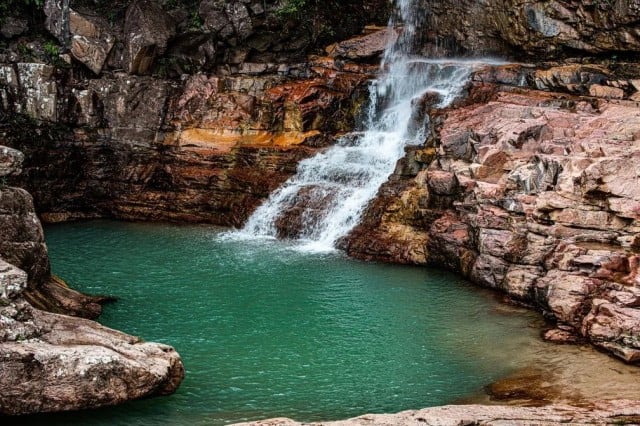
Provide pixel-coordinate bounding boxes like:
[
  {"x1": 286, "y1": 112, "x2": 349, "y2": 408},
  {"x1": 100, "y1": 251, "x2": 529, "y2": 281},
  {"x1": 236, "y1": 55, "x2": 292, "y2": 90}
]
[{"x1": 233, "y1": 0, "x2": 484, "y2": 252}]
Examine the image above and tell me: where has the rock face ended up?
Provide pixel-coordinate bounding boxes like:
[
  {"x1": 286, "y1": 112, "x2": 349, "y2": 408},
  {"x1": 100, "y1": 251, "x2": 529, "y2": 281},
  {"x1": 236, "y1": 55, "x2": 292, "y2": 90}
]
[
  {"x1": 1, "y1": 55, "x2": 373, "y2": 226},
  {"x1": 44, "y1": 0, "x2": 116, "y2": 74},
  {"x1": 0, "y1": 147, "x2": 184, "y2": 414},
  {"x1": 0, "y1": 259, "x2": 184, "y2": 415},
  {"x1": 0, "y1": 146, "x2": 107, "y2": 318},
  {"x1": 417, "y1": 0, "x2": 640, "y2": 58},
  {"x1": 124, "y1": 0, "x2": 176, "y2": 74},
  {"x1": 345, "y1": 62, "x2": 640, "y2": 363},
  {"x1": 233, "y1": 400, "x2": 640, "y2": 426}
]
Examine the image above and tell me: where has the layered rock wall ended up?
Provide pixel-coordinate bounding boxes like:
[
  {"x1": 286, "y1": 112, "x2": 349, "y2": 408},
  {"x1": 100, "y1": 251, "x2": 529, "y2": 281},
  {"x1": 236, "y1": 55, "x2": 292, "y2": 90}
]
[
  {"x1": 0, "y1": 56, "x2": 375, "y2": 226},
  {"x1": 0, "y1": 145, "x2": 184, "y2": 415},
  {"x1": 345, "y1": 63, "x2": 640, "y2": 363}
]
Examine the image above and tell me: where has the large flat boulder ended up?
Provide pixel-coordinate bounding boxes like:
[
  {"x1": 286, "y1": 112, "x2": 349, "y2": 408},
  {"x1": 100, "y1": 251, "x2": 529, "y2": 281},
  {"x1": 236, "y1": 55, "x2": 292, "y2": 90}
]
[{"x1": 0, "y1": 259, "x2": 184, "y2": 415}]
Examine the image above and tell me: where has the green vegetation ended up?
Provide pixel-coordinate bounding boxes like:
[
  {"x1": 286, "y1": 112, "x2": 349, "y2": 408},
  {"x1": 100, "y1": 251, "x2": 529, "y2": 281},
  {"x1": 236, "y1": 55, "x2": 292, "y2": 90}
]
[
  {"x1": 43, "y1": 39, "x2": 59, "y2": 57},
  {"x1": 276, "y1": 0, "x2": 307, "y2": 17},
  {"x1": 188, "y1": 10, "x2": 203, "y2": 30},
  {"x1": 16, "y1": 42, "x2": 33, "y2": 57}
]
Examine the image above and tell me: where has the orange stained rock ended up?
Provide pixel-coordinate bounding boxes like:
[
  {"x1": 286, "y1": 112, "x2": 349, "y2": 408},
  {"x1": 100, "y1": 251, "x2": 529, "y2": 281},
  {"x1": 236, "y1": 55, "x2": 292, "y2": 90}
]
[{"x1": 164, "y1": 129, "x2": 320, "y2": 152}]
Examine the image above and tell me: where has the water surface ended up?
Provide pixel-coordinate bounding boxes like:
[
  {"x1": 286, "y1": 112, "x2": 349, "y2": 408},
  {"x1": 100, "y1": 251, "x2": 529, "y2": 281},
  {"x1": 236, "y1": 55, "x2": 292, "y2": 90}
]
[{"x1": 35, "y1": 220, "x2": 545, "y2": 425}]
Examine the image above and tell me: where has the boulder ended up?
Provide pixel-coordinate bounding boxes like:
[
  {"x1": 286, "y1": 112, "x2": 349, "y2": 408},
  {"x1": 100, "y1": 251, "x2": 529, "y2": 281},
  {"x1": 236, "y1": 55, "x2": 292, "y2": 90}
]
[
  {"x1": 124, "y1": 0, "x2": 176, "y2": 75},
  {"x1": 0, "y1": 16, "x2": 28, "y2": 39},
  {"x1": 326, "y1": 27, "x2": 398, "y2": 60},
  {"x1": 0, "y1": 259, "x2": 185, "y2": 415},
  {"x1": 44, "y1": 0, "x2": 115, "y2": 74},
  {"x1": 199, "y1": 0, "x2": 253, "y2": 42}
]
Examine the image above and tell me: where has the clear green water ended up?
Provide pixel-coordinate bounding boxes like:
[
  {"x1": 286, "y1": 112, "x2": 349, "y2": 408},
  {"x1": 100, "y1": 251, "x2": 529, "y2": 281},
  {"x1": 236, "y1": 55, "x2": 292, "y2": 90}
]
[{"x1": 29, "y1": 220, "x2": 541, "y2": 425}]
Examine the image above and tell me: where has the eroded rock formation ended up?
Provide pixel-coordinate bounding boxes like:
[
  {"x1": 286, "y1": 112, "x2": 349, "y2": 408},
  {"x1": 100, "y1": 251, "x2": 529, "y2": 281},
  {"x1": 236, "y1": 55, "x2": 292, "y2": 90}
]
[
  {"x1": 345, "y1": 62, "x2": 640, "y2": 363},
  {"x1": 0, "y1": 146, "x2": 184, "y2": 415},
  {"x1": 0, "y1": 259, "x2": 184, "y2": 415}
]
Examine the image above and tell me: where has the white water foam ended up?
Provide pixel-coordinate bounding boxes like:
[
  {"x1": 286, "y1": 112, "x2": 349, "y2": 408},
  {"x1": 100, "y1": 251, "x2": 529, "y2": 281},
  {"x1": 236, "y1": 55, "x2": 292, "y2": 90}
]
[{"x1": 227, "y1": 1, "x2": 495, "y2": 252}]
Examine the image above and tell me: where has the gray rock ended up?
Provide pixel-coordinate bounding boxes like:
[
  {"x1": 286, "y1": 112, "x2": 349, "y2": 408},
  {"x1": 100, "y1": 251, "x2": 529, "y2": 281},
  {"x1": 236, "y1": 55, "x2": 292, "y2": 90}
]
[
  {"x1": 199, "y1": 0, "x2": 253, "y2": 41},
  {"x1": 232, "y1": 400, "x2": 640, "y2": 425},
  {"x1": 0, "y1": 146, "x2": 24, "y2": 177},
  {"x1": 0, "y1": 63, "x2": 58, "y2": 122},
  {"x1": 0, "y1": 16, "x2": 28, "y2": 38},
  {"x1": 44, "y1": 0, "x2": 115, "y2": 75},
  {"x1": 124, "y1": 0, "x2": 176, "y2": 75}
]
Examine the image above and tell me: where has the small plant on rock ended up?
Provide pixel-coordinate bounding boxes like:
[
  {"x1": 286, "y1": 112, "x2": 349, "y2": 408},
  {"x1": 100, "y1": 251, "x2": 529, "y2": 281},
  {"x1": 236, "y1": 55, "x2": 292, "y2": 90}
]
[{"x1": 43, "y1": 40, "x2": 59, "y2": 58}]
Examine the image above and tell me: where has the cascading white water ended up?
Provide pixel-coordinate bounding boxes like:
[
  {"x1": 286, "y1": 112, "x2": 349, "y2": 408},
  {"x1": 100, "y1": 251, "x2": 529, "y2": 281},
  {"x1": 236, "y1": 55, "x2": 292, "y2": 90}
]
[{"x1": 234, "y1": 0, "x2": 484, "y2": 251}]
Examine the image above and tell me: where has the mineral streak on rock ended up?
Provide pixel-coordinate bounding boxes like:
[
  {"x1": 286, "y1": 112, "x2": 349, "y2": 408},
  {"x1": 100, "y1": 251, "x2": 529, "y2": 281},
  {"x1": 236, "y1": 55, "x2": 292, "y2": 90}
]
[{"x1": 2, "y1": 54, "x2": 374, "y2": 227}]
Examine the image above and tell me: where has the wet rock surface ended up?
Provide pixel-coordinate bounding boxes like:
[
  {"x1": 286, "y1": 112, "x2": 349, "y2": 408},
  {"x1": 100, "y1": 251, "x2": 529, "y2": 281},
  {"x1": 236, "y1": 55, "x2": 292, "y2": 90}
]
[{"x1": 1, "y1": 54, "x2": 373, "y2": 226}]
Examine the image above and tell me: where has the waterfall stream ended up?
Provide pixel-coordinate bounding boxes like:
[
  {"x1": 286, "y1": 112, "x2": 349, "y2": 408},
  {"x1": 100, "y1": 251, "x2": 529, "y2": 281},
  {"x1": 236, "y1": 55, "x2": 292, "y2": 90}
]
[{"x1": 233, "y1": 1, "x2": 485, "y2": 251}]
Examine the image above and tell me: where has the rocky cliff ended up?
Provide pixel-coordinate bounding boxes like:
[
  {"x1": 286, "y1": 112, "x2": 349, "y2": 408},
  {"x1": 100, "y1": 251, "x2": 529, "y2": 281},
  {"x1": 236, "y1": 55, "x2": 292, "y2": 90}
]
[
  {"x1": 0, "y1": 0, "x2": 387, "y2": 225},
  {"x1": 345, "y1": 62, "x2": 640, "y2": 363},
  {"x1": 414, "y1": 0, "x2": 640, "y2": 59},
  {"x1": 0, "y1": 145, "x2": 184, "y2": 415}
]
